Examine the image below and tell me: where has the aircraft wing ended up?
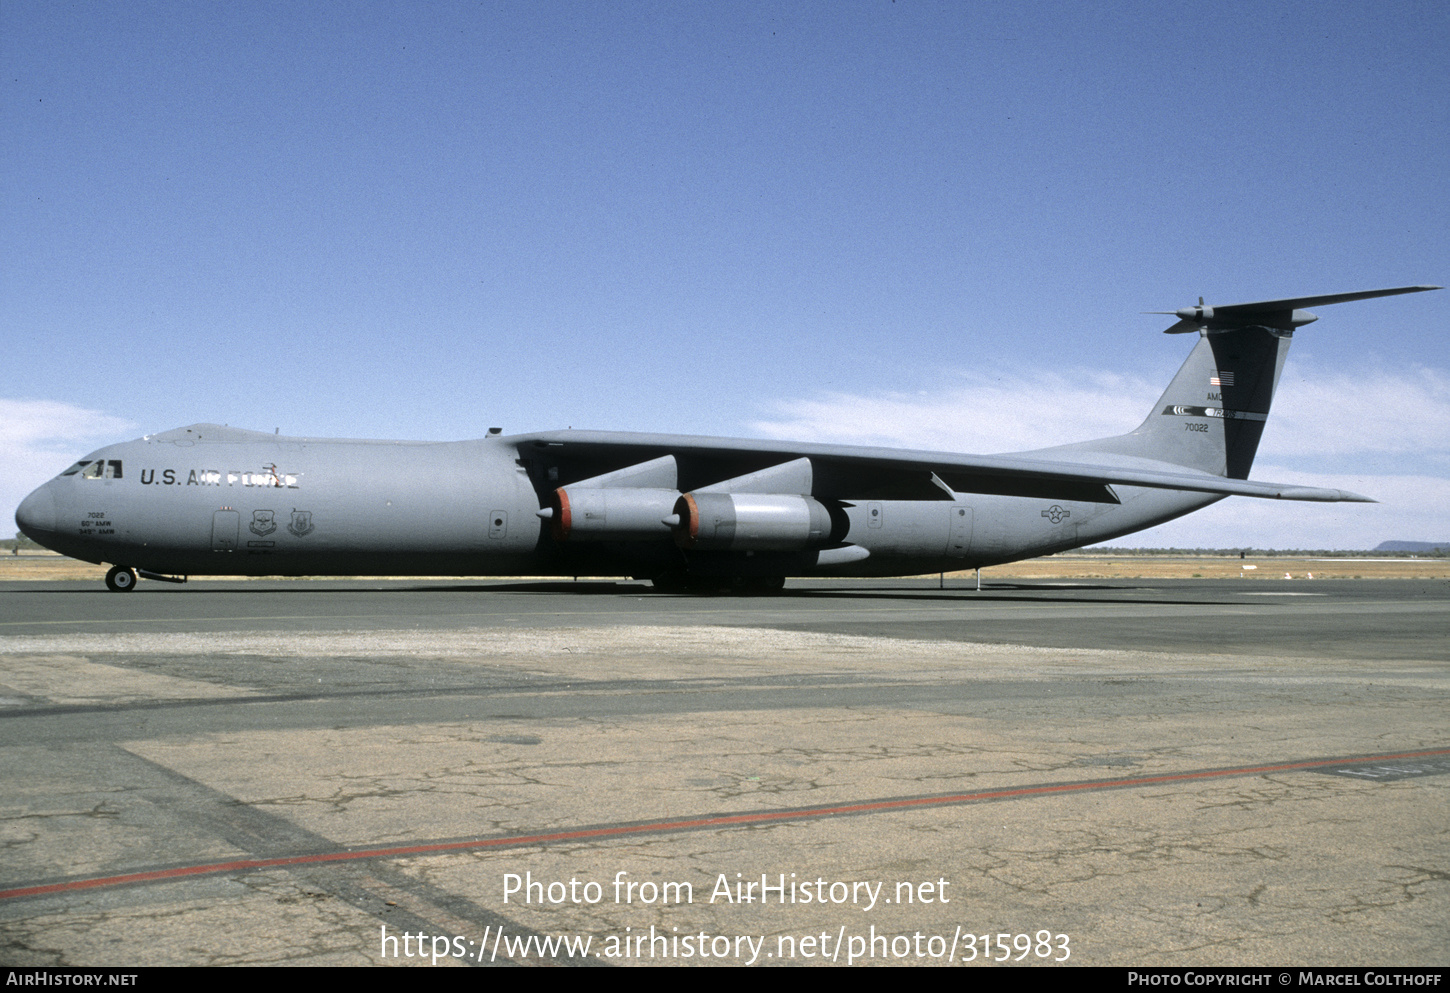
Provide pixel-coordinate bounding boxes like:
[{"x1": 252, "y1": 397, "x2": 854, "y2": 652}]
[{"x1": 505, "y1": 430, "x2": 1372, "y2": 504}]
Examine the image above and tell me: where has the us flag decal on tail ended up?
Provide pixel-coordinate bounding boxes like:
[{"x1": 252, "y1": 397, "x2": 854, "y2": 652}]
[{"x1": 1210, "y1": 371, "x2": 1235, "y2": 387}]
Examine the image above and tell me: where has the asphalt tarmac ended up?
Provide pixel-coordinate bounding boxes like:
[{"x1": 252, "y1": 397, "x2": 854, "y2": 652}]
[{"x1": 1, "y1": 578, "x2": 1446, "y2": 967}]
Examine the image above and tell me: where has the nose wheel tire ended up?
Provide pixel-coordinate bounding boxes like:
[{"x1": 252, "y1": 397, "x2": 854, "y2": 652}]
[{"x1": 105, "y1": 566, "x2": 138, "y2": 592}]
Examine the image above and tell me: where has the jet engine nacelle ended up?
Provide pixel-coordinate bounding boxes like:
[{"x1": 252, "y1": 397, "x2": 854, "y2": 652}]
[
  {"x1": 550, "y1": 487, "x2": 678, "y2": 542},
  {"x1": 672, "y1": 492, "x2": 833, "y2": 551}
]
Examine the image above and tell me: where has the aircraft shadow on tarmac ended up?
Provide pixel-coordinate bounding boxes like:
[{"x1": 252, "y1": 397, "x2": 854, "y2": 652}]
[
  {"x1": 404, "y1": 580, "x2": 1238, "y2": 608},
  {"x1": 6, "y1": 579, "x2": 1256, "y2": 608}
]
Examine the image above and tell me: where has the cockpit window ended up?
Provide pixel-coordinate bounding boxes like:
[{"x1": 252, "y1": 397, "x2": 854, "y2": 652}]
[
  {"x1": 79, "y1": 460, "x2": 122, "y2": 480},
  {"x1": 61, "y1": 461, "x2": 92, "y2": 476}
]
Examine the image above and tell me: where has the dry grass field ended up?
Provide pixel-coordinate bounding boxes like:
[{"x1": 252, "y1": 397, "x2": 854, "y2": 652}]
[
  {"x1": 967, "y1": 554, "x2": 1450, "y2": 581},
  {"x1": 2, "y1": 550, "x2": 1447, "y2": 582}
]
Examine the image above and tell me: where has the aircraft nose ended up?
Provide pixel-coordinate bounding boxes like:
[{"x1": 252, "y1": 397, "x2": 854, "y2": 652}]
[{"x1": 15, "y1": 483, "x2": 57, "y2": 538}]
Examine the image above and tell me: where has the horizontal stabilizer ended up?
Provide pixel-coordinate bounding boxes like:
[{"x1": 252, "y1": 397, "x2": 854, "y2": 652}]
[
  {"x1": 1217, "y1": 285, "x2": 1441, "y2": 312},
  {"x1": 1152, "y1": 284, "x2": 1440, "y2": 333}
]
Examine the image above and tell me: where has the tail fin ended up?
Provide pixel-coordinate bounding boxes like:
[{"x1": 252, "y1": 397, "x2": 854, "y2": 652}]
[
  {"x1": 1076, "y1": 285, "x2": 1439, "y2": 478},
  {"x1": 1121, "y1": 325, "x2": 1289, "y2": 478}
]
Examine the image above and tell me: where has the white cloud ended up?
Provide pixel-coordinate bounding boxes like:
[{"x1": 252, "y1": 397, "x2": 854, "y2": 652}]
[
  {"x1": 749, "y1": 370, "x2": 1158, "y2": 453},
  {"x1": 1270, "y1": 364, "x2": 1450, "y2": 458},
  {"x1": 1102, "y1": 467, "x2": 1450, "y2": 550},
  {"x1": 0, "y1": 399, "x2": 135, "y2": 450},
  {"x1": 749, "y1": 364, "x2": 1450, "y2": 549},
  {"x1": 4, "y1": 366, "x2": 1446, "y2": 551},
  {"x1": 0, "y1": 399, "x2": 134, "y2": 536},
  {"x1": 750, "y1": 364, "x2": 1450, "y2": 461}
]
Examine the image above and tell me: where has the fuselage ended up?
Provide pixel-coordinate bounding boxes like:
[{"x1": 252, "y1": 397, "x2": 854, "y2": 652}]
[{"x1": 15, "y1": 423, "x2": 1215, "y2": 583}]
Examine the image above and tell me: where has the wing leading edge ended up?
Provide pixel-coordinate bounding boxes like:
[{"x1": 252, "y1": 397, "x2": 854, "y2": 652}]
[{"x1": 506, "y1": 430, "x2": 1372, "y2": 504}]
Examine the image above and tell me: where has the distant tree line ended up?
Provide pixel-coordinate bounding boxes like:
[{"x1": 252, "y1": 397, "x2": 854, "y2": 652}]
[{"x1": 1074, "y1": 546, "x2": 1449, "y2": 558}]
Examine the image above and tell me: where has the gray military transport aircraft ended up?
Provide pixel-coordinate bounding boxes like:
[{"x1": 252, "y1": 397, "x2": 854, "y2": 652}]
[{"x1": 15, "y1": 285, "x2": 1440, "y2": 592}]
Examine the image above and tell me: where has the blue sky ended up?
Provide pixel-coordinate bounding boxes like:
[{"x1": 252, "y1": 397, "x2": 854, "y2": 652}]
[{"x1": 4, "y1": 1, "x2": 1447, "y2": 548}]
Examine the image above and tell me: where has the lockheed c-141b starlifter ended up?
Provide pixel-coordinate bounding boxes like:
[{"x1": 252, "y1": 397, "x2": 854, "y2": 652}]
[{"x1": 15, "y1": 285, "x2": 1439, "y2": 592}]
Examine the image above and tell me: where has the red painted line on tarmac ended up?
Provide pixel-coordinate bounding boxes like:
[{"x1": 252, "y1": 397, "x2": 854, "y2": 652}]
[{"x1": 4, "y1": 747, "x2": 1447, "y2": 902}]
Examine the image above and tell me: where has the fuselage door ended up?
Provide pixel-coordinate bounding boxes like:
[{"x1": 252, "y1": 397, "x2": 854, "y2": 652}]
[
  {"x1": 948, "y1": 504, "x2": 973, "y2": 558},
  {"x1": 488, "y1": 510, "x2": 507, "y2": 540},
  {"x1": 212, "y1": 510, "x2": 240, "y2": 551}
]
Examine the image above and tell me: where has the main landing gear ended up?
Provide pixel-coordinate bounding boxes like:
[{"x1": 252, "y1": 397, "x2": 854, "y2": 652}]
[{"x1": 105, "y1": 565, "x2": 138, "y2": 592}]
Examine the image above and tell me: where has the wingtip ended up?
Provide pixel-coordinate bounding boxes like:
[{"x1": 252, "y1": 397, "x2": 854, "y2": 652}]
[{"x1": 1273, "y1": 486, "x2": 1377, "y2": 503}]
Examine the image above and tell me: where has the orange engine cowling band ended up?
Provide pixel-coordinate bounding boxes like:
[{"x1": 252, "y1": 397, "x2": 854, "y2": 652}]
[
  {"x1": 671, "y1": 492, "x2": 832, "y2": 551},
  {"x1": 549, "y1": 487, "x2": 679, "y2": 542}
]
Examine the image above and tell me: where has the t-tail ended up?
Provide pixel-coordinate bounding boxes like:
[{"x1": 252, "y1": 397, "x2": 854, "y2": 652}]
[{"x1": 1071, "y1": 285, "x2": 1439, "y2": 478}]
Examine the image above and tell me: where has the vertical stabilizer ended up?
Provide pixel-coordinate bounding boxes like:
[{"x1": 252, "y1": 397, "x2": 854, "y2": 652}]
[
  {"x1": 1058, "y1": 285, "x2": 1438, "y2": 478},
  {"x1": 1122, "y1": 326, "x2": 1290, "y2": 478}
]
